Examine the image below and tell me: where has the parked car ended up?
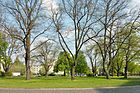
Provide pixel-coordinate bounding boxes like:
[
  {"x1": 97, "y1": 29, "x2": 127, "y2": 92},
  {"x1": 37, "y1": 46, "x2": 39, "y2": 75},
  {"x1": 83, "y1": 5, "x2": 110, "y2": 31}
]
[{"x1": 34, "y1": 74, "x2": 41, "y2": 77}]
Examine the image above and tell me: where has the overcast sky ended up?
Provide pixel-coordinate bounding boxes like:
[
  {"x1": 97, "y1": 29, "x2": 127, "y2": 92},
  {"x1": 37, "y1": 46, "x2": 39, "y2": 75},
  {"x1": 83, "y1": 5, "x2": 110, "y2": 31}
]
[{"x1": 130, "y1": 0, "x2": 140, "y2": 9}]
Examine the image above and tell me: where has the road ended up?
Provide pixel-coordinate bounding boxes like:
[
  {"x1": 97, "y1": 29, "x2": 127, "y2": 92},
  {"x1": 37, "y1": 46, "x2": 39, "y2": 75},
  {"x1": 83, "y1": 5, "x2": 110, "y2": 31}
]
[{"x1": 0, "y1": 86, "x2": 140, "y2": 93}]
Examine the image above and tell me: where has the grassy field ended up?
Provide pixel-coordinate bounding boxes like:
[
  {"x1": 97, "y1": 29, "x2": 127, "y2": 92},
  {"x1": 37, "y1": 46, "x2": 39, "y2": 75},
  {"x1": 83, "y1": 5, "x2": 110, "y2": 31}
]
[{"x1": 0, "y1": 76, "x2": 140, "y2": 88}]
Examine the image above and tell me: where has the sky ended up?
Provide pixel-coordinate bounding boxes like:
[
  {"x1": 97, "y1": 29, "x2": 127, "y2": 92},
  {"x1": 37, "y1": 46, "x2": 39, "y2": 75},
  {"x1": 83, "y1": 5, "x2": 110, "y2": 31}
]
[
  {"x1": 131, "y1": 0, "x2": 140, "y2": 8},
  {"x1": 10, "y1": 0, "x2": 140, "y2": 66},
  {"x1": 42, "y1": 0, "x2": 140, "y2": 9},
  {"x1": 43, "y1": 0, "x2": 140, "y2": 68}
]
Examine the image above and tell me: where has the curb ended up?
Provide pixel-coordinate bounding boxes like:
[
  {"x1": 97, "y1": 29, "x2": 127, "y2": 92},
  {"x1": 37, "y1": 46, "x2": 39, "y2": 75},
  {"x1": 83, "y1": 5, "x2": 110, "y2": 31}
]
[{"x1": 0, "y1": 85, "x2": 140, "y2": 90}]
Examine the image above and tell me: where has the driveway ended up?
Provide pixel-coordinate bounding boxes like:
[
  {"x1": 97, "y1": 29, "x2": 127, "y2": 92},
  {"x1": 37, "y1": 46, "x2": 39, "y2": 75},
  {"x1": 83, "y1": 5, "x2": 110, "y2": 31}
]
[{"x1": 0, "y1": 86, "x2": 140, "y2": 93}]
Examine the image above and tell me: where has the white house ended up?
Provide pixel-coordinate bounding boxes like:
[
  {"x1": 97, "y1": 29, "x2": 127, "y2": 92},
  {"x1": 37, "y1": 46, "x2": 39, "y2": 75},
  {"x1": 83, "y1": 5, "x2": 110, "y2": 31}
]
[
  {"x1": 0, "y1": 63, "x2": 4, "y2": 72},
  {"x1": 31, "y1": 65, "x2": 43, "y2": 74},
  {"x1": 30, "y1": 63, "x2": 63, "y2": 75}
]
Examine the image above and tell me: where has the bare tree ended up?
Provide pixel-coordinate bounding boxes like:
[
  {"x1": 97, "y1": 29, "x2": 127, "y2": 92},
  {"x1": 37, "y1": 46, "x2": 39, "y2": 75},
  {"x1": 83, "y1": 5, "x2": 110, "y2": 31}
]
[
  {"x1": 88, "y1": 0, "x2": 140, "y2": 79},
  {"x1": 32, "y1": 41, "x2": 60, "y2": 77},
  {"x1": 1, "y1": 0, "x2": 51, "y2": 80},
  {"x1": 51, "y1": 0, "x2": 100, "y2": 80},
  {"x1": 85, "y1": 43, "x2": 100, "y2": 76}
]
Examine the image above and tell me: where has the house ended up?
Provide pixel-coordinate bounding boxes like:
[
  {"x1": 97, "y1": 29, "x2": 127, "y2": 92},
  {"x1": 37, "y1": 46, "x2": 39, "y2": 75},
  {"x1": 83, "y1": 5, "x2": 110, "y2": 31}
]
[
  {"x1": 0, "y1": 63, "x2": 4, "y2": 72},
  {"x1": 31, "y1": 65, "x2": 43, "y2": 74},
  {"x1": 30, "y1": 64, "x2": 63, "y2": 75}
]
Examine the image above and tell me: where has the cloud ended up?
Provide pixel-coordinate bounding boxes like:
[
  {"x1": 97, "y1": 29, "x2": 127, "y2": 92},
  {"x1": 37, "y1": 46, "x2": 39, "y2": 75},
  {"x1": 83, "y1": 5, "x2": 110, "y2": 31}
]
[
  {"x1": 37, "y1": 37, "x2": 49, "y2": 42},
  {"x1": 130, "y1": 0, "x2": 140, "y2": 8},
  {"x1": 42, "y1": 0, "x2": 59, "y2": 12},
  {"x1": 63, "y1": 29, "x2": 75, "y2": 39}
]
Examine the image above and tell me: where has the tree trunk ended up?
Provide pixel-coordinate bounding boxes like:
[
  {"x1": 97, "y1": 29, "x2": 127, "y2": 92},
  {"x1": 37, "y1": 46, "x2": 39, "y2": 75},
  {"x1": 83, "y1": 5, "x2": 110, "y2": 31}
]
[
  {"x1": 106, "y1": 70, "x2": 110, "y2": 79},
  {"x1": 25, "y1": 52, "x2": 31, "y2": 80},
  {"x1": 5, "y1": 68, "x2": 9, "y2": 77},
  {"x1": 112, "y1": 63, "x2": 114, "y2": 77},
  {"x1": 71, "y1": 66, "x2": 75, "y2": 80},
  {"x1": 80, "y1": 73, "x2": 82, "y2": 77},
  {"x1": 45, "y1": 70, "x2": 48, "y2": 77},
  {"x1": 25, "y1": 31, "x2": 31, "y2": 80},
  {"x1": 117, "y1": 69, "x2": 120, "y2": 77},
  {"x1": 124, "y1": 62, "x2": 128, "y2": 79},
  {"x1": 89, "y1": 57, "x2": 94, "y2": 74},
  {"x1": 71, "y1": 58, "x2": 78, "y2": 80},
  {"x1": 64, "y1": 69, "x2": 66, "y2": 76},
  {"x1": 103, "y1": 59, "x2": 110, "y2": 79},
  {"x1": 117, "y1": 62, "x2": 120, "y2": 77},
  {"x1": 94, "y1": 56, "x2": 97, "y2": 76}
]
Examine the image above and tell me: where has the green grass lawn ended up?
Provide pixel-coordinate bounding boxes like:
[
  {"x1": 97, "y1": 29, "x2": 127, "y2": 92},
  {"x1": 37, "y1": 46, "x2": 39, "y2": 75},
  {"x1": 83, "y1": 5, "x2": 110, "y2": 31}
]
[{"x1": 0, "y1": 76, "x2": 140, "y2": 88}]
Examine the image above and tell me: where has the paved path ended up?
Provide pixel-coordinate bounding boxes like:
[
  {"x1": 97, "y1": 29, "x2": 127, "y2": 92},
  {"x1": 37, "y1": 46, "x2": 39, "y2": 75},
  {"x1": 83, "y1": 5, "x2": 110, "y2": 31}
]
[{"x1": 0, "y1": 86, "x2": 140, "y2": 93}]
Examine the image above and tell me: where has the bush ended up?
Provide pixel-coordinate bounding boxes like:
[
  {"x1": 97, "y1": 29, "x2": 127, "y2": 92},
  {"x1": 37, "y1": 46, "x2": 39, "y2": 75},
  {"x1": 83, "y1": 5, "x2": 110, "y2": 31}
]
[
  {"x1": 0, "y1": 71, "x2": 5, "y2": 77},
  {"x1": 20, "y1": 70, "x2": 25, "y2": 76},
  {"x1": 8, "y1": 72, "x2": 13, "y2": 76},
  {"x1": 86, "y1": 72, "x2": 94, "y2": 77},
  {"x1": 0, "y1": 71, "x2": 12, "y2": 77},
  {"x1": 48, "y1": 73, "x2": 56, "y2": 76},
  {"x1": 32, "y1": 73, "x2": 37, "y2": 75}
]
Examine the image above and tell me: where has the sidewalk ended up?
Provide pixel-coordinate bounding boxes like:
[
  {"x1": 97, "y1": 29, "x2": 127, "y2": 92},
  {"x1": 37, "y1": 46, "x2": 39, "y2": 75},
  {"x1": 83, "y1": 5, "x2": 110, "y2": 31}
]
[{"x1": 0, "y1": 86, "x2": 140, "y2": 93}]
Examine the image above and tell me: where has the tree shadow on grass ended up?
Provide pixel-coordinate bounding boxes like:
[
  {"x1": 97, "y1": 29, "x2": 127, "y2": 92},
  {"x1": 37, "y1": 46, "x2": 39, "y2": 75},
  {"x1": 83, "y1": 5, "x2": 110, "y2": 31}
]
[{"x1": 93, "y1": 76, "x2": 140, "y2": 93}]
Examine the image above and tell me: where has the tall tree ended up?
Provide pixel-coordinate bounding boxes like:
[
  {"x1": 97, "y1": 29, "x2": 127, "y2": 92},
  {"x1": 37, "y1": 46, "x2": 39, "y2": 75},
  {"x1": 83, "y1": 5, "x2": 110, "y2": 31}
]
[
  {"x1": 51, "y1": 0, "x2": 100, "y2": 80},
  {"x1": 85, "y1": 43, "x2": 100, "y2": 76},
  {"x1": 113, "y1": 53, "x2": 125, "y2": 77},
  {"x1": 75, "y1": 51, "x2": 88, "y2": 76},
  {"x1": 0, "y1": 34, "x2": 9, "y2": 76},
  {"x1": 122, "y1": 26, "x2": 140, "y2": 79},
  {"x1": 1, "y1": 0, "x2": 50, "y2": 80},
  {"x1": 33, "y1": 41, "x2": 59, "y2": 77},
  {"x1": 0, "y1": 32, "x2": 19, "y2": 76},
  {"x1": 88, "y1": 0, "x2": 140, "y2": 79},
  {"x1": 54, "y1": 51, "x2": 71, "y2": 76}
]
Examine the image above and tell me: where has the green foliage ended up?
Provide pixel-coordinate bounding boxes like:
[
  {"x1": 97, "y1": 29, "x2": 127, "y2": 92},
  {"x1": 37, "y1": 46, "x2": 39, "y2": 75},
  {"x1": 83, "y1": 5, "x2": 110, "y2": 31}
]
[
  {"x1": 0, "y1": 35, "x2": 8, "y2": 63},
  {"x1": 38, "y1": 70, "x2": 45, "y2": 76},
  {"x1": 86, "y1": 73, "x2": 94, "y2": 77},
  {"x1": 0, "y1": 34, "x2": 15, "y2": 76},
  {"x1": 0, "y1": 71, "x2": 12, "y2": 77},
  {"x1": 128, "y1": 62, "x2": 140, "y2": 75},
  {"x1": 114, "y1": 24, "x2": 140, "y2": 77},
  {"x1": 32, "y1": 73, "x2": 37, "y2": 75},
  {"x1": 0, "y1": 35, "x2": 8, "y2": 55},
  {"x1": 0, "y1": 71, "x2": 5, "y2": 77},
  {"x1": 112, "y1": 53, "x2": 125, "y2": 75},
  {"x1": 48, "y1": 73, "x2": 56, "y2": 76},
  {"x1": 7, "y1": 71, "x2": 13, "y2": 76},
  {"x1": 75, "y1": 51, "x2": 88, "y2": 75},
  {"x1": 86, "y1": 69, "x2": 94, "y2": 77},
  {"x1": 54, "y1": 51, "x2": 72, "y2": 75},
  {"x1": 0, "y1": 34, "x2": 9, "y2": 62}
]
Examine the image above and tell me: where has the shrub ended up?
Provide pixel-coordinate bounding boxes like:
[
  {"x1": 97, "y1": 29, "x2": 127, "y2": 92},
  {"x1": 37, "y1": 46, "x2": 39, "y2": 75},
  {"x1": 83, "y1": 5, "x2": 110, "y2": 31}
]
[
  {"x1": 20, "y1": 69, "x2": 25, "y2": 76},
  {"x1": 48, "y1": 73, "x2": 56, "y2": 76},
  {"x1": 32, "y1": 73, "x2": 37, "y2": 75},
  {"x1": 8, "y1": 72, "x2": 13, "y2": 76},
  {"x1": 0, "y1": 71, "x2": 5, "y2": 77},
  {"x1": 0, "y1": 71, "x2": 12, "y2": 77},
  {"x1": 86, "y1": 72, "x2": 94, "y2": 77}
]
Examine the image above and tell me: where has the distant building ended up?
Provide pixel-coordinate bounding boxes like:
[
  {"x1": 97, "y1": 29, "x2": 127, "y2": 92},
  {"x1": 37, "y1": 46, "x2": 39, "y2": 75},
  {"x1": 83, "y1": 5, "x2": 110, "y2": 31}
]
[
  {"x1": 30, "y1": 63, "x2": 63, "y2": 75},
  {"x1": 31, "y1": 65, "x2": 43, "y2": 74},
  {"x1": 0, "y1": 63, "x2": 4, "y2": 72}
]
